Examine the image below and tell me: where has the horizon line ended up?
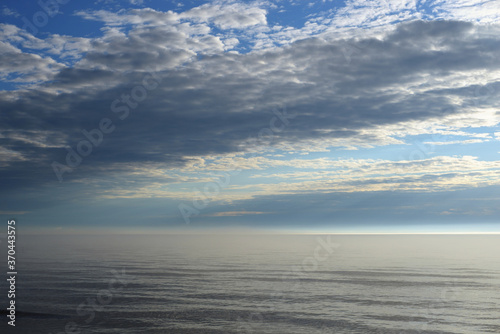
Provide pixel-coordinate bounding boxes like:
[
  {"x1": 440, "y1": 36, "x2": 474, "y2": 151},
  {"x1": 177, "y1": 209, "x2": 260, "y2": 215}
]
[{"x1": 9, "y1": 231, "x2": 500, "y2": 236}]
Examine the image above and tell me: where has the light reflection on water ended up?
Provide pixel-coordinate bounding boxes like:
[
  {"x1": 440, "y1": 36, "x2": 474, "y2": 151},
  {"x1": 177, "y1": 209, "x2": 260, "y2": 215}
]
[{"x1": 2, "y1": 234, "x2": 499, "y2": 333}]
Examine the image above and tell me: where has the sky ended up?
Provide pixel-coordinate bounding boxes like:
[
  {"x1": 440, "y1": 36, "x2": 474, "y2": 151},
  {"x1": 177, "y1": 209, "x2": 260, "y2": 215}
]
[{"x1": 0, "y1": 0, "x2": 500, "y2": 233}]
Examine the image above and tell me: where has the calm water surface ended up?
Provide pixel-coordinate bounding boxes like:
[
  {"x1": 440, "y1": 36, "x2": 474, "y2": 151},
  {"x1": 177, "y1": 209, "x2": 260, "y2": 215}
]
[{"x1": 1, "y1": 234, "x2": 499, "y2": 333}]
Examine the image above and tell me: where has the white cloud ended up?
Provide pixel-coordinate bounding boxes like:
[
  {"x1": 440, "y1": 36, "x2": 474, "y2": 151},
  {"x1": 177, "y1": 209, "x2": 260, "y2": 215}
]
[
  {"x1": 0, "y1": 40, "x2": 65, "y2": 84},
  {"x1": 433, "y1": 0, "x2": 500, "y2": 23},
  {"x1": 92, "y1": 154, "x2": 500, "y2": 201},
  {"x1": 204, "y1": 211, "x2": 266, "y2": 216},
  {"x1": 2, "y1": 7, "x2": 20, "y2": 18},
  {"x1": 0, "y1": 147, "x2": 26, "y2": 167},
  {"x1": 423, "y1": 139, "x2": 487, "y2": 145},
  {"x1": 181, "y1": 1, "x2": 267, "y2": 29}
]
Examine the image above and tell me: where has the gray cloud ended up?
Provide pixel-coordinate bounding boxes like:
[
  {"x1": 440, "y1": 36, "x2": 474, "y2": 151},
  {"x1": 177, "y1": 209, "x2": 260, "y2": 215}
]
[
  {"x1": 180, "y1": 186, "x2": 500, "y2": 227},
  {"x1": 0, "y1": 19, "x2": 499, "y2": 201}
]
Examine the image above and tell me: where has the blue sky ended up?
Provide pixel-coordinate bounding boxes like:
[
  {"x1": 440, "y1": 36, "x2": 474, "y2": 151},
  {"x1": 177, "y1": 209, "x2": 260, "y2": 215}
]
[{"x1": 1, "y1": 0, "x2": 500, "y2": 233}]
